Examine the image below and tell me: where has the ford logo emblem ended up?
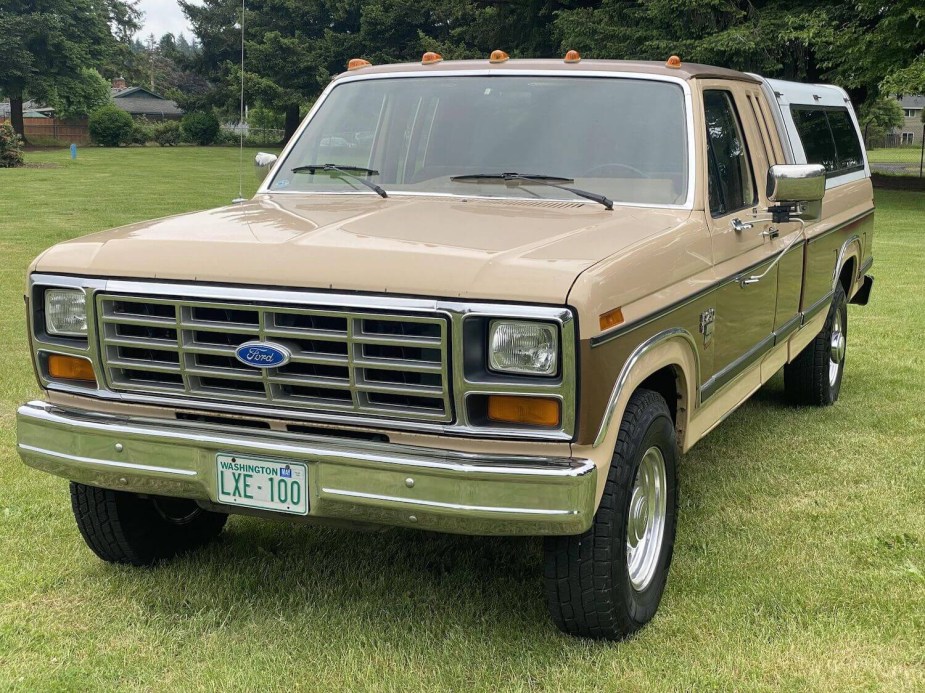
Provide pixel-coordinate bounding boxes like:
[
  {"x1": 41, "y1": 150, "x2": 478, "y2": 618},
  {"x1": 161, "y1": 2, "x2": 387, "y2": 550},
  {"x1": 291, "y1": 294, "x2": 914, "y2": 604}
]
[{"x1": 234, "y1": 341, "x2": 291, "y2": 368}]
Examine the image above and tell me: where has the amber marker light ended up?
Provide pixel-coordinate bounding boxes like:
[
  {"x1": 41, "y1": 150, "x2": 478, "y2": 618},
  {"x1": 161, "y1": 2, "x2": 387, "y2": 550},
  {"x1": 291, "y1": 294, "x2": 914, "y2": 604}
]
[
  {"x1": 422, "y1": 51, "x2": 443, "y2": 65},
  {"x1": 47, "y1": 354, "x2": 96, "y2": 383},
  {"x1": 666, "y1": 55, "x2": 682, "y2": 69},
  {"x1": 564, "y1": 49, "x2": 581, "y2": 64},
  {"x1": 599, "y1": 306, "x2": 625, "y2": 331},
  {"x1": 489, "y1": 49, "x2": 509, "y2": 64},
  {"x1": 487, "y1": 395, "x2": 560, "y2": 427},
  {"x1": 347, "y1": 58, "x2": 371, "y2": 70}
]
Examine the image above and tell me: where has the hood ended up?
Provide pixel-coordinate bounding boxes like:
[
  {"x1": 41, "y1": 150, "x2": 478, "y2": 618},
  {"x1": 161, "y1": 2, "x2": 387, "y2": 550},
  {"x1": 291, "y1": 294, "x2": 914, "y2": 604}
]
[{"x1": 33, "y1": 194, "x2": 690, "y2": 304}]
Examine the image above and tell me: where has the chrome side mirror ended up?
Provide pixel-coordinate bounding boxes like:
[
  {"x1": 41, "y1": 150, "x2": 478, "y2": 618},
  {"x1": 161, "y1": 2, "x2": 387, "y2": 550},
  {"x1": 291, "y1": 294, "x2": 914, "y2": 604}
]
[
  {"x1": 254, "y1": 152, "x2": 278, "y2": 182},
  {"x1": 766, "y1": 164, "x2": 825, "y2": 204}
]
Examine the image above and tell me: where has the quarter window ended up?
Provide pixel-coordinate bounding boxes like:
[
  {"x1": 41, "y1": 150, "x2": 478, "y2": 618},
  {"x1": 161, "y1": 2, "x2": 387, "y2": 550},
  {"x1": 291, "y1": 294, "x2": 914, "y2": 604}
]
[
  {"x1": 704, "y1": 90, "x2": 756, "y2": 217},
  {"x1": 790, "y1": 106, "x2": 864, "y2": 175}
]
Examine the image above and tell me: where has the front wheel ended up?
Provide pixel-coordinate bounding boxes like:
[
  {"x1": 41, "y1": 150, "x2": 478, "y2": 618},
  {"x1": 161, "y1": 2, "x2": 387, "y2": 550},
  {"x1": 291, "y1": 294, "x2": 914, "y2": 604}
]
[
  {"x1": 70, "y1": 483, "x2": 228, "y2": 566},
  {"x1": 544, "y1": 388, "x2": 679, "y2": 639},
  {"x1": 785, "y1": 283, "x2": 848, "y2": 406}
]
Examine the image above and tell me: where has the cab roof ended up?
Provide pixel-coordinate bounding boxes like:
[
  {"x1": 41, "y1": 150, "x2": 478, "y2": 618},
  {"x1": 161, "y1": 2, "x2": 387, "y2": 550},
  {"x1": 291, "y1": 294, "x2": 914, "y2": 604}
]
[{"x1": 334, "y1": 58, "x2": 762, "y2": 84}]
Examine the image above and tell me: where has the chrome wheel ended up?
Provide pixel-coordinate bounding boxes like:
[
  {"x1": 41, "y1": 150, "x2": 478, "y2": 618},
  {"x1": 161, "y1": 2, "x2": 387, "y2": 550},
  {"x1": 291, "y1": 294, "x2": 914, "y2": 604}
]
[
  {"x1": 829, "y1": 309, "x2": 846, "y2": 387},
  {"x1": 626, "y1": 446, "x2": 667, "y2": 592}
]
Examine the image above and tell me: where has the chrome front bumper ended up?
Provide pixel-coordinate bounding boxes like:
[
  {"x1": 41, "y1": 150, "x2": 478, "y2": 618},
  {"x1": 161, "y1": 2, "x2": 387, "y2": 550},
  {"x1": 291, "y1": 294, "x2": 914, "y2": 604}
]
[{"x1": 16, "y1": 401, "x2": 596, "y2": 536}]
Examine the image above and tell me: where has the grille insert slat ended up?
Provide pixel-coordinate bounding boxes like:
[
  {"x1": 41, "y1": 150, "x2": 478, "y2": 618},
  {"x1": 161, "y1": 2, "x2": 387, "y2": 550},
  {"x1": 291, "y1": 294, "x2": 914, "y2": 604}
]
[{"x1": 98, "y1": 294, "x2": 451, "y2": 422}]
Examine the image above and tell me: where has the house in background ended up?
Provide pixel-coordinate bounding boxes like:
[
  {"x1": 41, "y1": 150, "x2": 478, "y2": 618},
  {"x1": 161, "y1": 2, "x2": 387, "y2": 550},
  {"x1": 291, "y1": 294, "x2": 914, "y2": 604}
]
[
  {"x1": 890, "y1": 95, "x2": 924, "y2": 145},
  {"x1": 0, "y1": 100, "x2": 55, "y2": 120},
  {"x1": 110, "y1": 77, "x2": 183, "y2": 121}
]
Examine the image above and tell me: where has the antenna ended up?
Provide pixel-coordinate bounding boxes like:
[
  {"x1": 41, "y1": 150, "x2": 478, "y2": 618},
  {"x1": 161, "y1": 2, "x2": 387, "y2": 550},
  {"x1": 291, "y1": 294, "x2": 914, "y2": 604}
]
[{"x1": 232, "y1": 0, "x2": 247, "y2": 204}]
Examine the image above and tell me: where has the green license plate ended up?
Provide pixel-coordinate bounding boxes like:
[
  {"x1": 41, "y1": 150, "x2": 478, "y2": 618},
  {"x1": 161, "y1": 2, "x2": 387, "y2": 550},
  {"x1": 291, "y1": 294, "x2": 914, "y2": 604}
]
[{"x1": 215, "y1": 454, "x2": 308, "y2": 515}]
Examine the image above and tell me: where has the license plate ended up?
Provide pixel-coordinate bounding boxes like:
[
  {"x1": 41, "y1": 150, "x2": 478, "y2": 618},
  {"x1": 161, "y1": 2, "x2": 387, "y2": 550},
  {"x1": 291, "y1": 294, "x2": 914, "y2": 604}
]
[{"x1": 215, "y1": 454, "x2": 308, "y2": 515}]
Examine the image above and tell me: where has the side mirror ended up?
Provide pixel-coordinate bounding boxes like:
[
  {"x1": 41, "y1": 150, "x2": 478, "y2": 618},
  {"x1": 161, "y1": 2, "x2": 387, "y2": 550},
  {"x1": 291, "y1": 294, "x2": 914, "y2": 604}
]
[
  {"x1": 254, "y1": 152, "x2": 278, "y2": 182},
  {"x1": 766, "y1": 163, "x2": 825, "y2": 203},
  {"x1": 765, "y1": 164, "x2": 825, "y2": 222}
]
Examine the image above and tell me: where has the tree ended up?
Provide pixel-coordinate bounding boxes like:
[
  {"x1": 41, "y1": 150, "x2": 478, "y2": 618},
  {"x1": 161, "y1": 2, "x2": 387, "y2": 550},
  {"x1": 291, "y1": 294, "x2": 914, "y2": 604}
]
[
  {"x1": 45, "y1": 68, "x2": 112, "y2": 121},
  {"x1": 858, "y1": 97, "x2": 904, "y2": 145},
  {"x1": 0, "y1": 0, "x2": 139, "y2": 138}
]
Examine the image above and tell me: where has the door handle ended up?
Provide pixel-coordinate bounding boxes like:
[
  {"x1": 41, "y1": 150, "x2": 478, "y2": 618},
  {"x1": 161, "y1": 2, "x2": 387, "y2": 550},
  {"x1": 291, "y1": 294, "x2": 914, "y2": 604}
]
[{"x1": 731, "y1": 218, "x2": 753, "y2": 233}]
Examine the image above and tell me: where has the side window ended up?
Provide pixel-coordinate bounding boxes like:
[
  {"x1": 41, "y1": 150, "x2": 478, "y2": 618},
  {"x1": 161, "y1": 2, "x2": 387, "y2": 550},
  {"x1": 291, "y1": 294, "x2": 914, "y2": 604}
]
[
  {"x1": 790, "y1": 106, "x2": 864, "y2": 175},
  {"x1": 704, "y1": 90, "x2": 757, "y2": 217},
  {"x1": 827, "y1": 109, "x2": 864, "y2": 171}
]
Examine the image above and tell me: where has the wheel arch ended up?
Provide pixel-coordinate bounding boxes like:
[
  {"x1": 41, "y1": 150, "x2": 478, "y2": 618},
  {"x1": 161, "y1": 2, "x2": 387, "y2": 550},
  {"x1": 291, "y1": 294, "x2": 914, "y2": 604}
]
[
  {"x1": 834, "y1": 235, "x2": 862, "y2": 299},
  {"x1": 592, "y1": 328, "x2": 699, "y2": 456}
]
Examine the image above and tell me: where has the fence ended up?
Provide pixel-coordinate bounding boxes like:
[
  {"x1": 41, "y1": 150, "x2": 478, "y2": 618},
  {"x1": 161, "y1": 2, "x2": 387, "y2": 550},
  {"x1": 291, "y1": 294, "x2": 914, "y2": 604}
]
[
  {"x1": 221, "y1": 125, "x2": 284, "y2": 146},
  {"x1": 866, "y1": 124, "x2": 925, "y2": 178},
  {"x1": 0, "y1": 117, "x2": 90, "y2": 145}
]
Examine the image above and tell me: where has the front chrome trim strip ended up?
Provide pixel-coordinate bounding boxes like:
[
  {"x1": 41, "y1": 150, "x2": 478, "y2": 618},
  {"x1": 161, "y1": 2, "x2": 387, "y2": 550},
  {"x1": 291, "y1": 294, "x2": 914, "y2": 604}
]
[
  {"x1": 17, "y1": 442, "x2": 199, "y2": 477},
  {"x1": 320, "y1": 488, "x2": 577, "y2": 516},
  {"x1": 259, "y1": 69, "x2": 697, "y2": 210}
]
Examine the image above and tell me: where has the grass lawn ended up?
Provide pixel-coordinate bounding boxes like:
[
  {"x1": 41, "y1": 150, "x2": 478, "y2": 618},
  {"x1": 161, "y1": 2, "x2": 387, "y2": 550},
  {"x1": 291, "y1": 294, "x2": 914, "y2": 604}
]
[
  {"x1": 1, "y1": 147, "x2": 924, "y2": 691},
  {"x1": 866, "y1": 146, "x2": 923, "y2": 163}
]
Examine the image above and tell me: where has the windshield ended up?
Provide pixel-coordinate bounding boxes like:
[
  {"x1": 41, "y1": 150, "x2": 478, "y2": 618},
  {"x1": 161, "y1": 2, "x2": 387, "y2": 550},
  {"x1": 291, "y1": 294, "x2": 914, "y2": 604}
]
[{"x1": 270, "y1": 75, "x2": 689, "y2": 206}]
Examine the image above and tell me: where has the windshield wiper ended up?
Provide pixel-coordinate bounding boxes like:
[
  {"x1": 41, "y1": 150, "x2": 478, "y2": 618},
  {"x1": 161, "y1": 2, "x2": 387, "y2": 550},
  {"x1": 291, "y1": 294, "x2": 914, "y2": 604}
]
[
  {"x1": 450, "y1": 172, "x2": 613, "y2": 210},
  {"x1": 291, "y1": 163, "x2": 387, "y2": 198}
]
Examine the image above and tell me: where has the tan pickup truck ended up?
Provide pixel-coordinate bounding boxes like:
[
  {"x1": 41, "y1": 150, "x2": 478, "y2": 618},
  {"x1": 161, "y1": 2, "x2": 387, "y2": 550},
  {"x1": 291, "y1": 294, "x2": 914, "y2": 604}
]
[{"x1": 17, "y1": 54, "x2": 874, "y2": 639}]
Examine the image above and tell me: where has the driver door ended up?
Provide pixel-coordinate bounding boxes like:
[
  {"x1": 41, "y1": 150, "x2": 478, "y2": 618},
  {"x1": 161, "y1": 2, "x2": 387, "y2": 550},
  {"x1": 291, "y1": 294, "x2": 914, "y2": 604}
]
[{"x1": 701, "y1": 85, "x2": 780, "y2": 397}]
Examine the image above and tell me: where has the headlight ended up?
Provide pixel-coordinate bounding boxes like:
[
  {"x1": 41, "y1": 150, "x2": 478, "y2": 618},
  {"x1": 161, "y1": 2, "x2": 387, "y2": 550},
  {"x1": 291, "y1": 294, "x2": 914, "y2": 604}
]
[
  {"x1": 488, "y1": 320, "x2": 558, "y2": 376},
  {"x1": 44, "y1": 288, "x2": 88, "y2": 336}
]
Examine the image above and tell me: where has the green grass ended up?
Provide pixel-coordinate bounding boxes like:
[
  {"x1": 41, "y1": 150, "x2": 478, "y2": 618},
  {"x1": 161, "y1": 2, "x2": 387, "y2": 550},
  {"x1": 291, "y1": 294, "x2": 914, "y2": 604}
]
[
  {"x1": 867, "y1": 146, "x2": 924, "y2": 163},
  {"x1": 2, "y1": 148, "x2": 924, "y2": 691}
]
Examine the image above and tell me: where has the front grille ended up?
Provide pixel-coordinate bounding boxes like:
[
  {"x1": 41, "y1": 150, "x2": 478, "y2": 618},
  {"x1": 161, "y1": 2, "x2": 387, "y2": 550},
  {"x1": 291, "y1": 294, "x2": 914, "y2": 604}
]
[{"x1": 96, "y1": 294, "x2": 452, "y2": 422}]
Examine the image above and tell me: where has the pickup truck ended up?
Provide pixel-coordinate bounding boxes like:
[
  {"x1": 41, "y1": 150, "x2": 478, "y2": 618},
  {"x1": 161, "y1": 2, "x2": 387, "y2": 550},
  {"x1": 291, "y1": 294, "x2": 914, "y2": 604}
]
[{"x1": 17, "y1": 53, "x2": 874, "y2": 640}]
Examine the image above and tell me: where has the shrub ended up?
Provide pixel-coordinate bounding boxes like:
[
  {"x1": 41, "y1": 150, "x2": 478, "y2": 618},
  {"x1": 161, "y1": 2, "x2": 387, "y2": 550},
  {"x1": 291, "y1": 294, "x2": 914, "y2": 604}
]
[
  {"x1": 130, "y1": 117, "x2": 155, "y2": 145},
  {"x1": 0, "y1": 124, "x2": 25, "y2": 168},
  {"x1": 153, "y1": 121, "x2": 181, "y2": 147},
  {"x1": 88, "y1": 105, "x2": 134, "y2": 146},
  {"x1": 213, "y1": 128, "x2": 240, "y2": 146},
  {"x1": 181, "y1": 111, "x2": 220, "y2": 145}
]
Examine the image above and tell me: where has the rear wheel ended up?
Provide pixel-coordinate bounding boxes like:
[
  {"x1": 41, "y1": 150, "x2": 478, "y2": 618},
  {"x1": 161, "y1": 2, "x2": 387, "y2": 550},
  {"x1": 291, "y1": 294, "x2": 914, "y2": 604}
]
[
  {"x1": 785, "y1": 283, "x2": 848, "y2": 406},
  {"x1": 544, "y1": 389, "x2": 679, "y2": 639},
  {"x1": 70, "y1": 483, "x2": 227, "y2": 566}
]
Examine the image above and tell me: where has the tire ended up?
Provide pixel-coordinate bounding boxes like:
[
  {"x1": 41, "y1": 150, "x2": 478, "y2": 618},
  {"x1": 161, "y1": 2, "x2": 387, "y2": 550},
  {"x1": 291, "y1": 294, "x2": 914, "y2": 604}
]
[
  {"x1": 544, "y1": 388, "x2": 679, "y2": 640},
  {"x1": 70, "y1": 483, "x2": 228, "y2": 566},
  {"x1": 784, "y1": 283, "x2": 848, "y2": 406}
]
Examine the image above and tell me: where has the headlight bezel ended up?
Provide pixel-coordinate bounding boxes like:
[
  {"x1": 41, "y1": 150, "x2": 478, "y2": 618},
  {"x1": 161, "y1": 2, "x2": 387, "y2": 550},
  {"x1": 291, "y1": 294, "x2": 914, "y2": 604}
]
[
  {"x1": 43, "y1": 287, "x2": 89, "y2": 338},
  {"x1": 487, "y1": 319, "x2": 560, "y2": 377}
]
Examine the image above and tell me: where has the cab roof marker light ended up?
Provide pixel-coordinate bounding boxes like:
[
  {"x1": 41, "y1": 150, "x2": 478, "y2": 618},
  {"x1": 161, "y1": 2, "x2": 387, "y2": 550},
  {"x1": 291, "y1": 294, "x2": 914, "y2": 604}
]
[
  {"x1": 666, "y1": 55, "x2": 682, "y2": 69},
  {"x1": 347, "y1": 58, "x2": 371, "y2": 71},
  {"x1": 564, "y1": 50, "x2": 581, "y2": 64},
  {"x1": 422, "y1": 52, "x2": 443, "y2": 65},
  {"x1": 489, "y1": 50, "x2": 509, "y2": 64}
]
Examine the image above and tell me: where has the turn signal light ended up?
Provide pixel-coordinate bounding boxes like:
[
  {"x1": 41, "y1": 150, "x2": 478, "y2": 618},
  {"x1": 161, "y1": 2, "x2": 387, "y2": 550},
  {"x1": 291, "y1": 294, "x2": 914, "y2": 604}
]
[
  {"x1": 47, "y1": 354, "x2": 96, "y2": 383},
  {"x1": 666, "y1": 55, "x2": 682, "y2": 69},
  {"x1": 487, "y1": 395, "x2": 560, "y2": 427},
  {"x1": 564, "y1": 49, "x2": 581, "y2": 64},
  {"x1": 599, "y1": 306, "x2": 625, "y2": 331},
  {"x1": 489, "y1": 49, "x2": 509, "y2": 64},
  {"x1": 422, "y1": 51, "x2": 443, "y2": 65},
  {"x1": 347, "y1": 58, "x2": 371, "y2": 70}
]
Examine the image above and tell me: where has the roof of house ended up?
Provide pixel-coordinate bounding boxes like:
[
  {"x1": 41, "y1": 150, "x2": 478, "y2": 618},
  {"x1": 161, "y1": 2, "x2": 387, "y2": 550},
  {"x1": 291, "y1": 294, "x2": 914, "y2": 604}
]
[
  {"x1": 899, "y1": 95, "x2": 925, "y2": 109},
  {"x1": 0, "y1": 100, "x2": 53, "y2": 118},
  {"x1": 111, "y1": 86, "x2": 183, "y2": 117}
]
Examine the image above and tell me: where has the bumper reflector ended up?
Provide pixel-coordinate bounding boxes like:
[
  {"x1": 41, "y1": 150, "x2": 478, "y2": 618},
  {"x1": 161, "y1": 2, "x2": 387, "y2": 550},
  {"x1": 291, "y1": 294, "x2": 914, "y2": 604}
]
[
  {"x1": 487, "y1": 395, "x2": 560, "y2": 427},
  {"x1": 47, "y1": 354, "x2": 96, "y2": 383}
]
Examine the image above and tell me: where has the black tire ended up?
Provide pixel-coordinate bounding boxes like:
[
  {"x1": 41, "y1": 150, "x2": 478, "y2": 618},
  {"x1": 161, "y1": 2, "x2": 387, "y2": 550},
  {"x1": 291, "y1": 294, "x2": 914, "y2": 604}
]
[
  {"x1": 544, "y1": 388, "x2": 679, "y2": 640},
  {"x1": 70, "y1": 483, "x2": 228, "y2": 566},
  {"x1": 784, "y1": 283, "x2": 848, "y2": 406}
]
